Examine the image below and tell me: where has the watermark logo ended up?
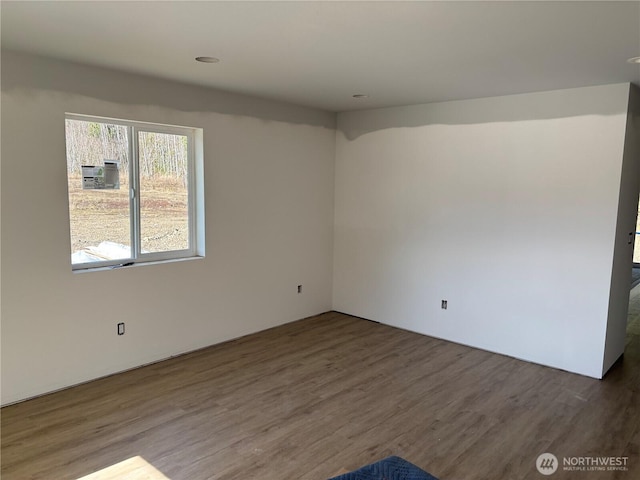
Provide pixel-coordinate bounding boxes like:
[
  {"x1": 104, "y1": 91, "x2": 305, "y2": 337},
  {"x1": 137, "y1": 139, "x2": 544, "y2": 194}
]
[
  {"x1": 562, "y1": 455, "x2": 628, "y2": 472},
  {"x1": 537, "y1": 453, "x2": 559, "y2": 475},
  {"x1": 535, "y1": 452, "x2": 629, "y2": 475}
]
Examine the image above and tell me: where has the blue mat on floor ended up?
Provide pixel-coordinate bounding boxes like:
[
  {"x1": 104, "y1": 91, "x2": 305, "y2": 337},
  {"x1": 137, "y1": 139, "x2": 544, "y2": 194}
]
[{"x1": 328, "y1": 456, "x2": 438, "y2": 480}]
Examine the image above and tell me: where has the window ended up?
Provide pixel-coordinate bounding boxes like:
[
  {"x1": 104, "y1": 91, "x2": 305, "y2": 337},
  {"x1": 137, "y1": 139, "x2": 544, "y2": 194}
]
[{"x1": 65, "y1": 114, "x2": 203, "y2": 269}]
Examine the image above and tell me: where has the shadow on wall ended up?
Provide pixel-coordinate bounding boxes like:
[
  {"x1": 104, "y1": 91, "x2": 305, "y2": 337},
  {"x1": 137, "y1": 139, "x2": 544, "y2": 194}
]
[
  {"x1": 0, "y1": 50, "x2": 336, "y2": 130},
  {"x1": 337, "y1": 83, "x2": 632, "y2": 141}
]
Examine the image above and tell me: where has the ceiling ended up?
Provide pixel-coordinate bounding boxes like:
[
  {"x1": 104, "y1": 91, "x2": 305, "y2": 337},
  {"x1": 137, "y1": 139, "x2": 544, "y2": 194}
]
[{"x1": 1, "y1": 1, "x2": 639, "y2": 112}]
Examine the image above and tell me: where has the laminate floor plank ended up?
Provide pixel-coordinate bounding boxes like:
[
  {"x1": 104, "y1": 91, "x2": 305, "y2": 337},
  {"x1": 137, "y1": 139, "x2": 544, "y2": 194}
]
[{"x1": 3, "y1": 300, "x2": 640, "y2": 479}]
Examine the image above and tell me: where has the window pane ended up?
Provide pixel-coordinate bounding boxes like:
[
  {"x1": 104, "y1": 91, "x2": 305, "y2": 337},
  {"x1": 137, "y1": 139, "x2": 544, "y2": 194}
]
[
  {"x1": 138, "y1": 131, "x2": 189, "y2": 253},
  {"x1": 66, "y1": 119, "x2": 131, "y2": 264}
]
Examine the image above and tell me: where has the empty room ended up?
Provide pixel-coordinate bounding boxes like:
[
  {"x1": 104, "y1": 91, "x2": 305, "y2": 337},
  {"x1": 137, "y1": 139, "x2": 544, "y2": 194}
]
[{"x1": 2, "y1": 1, "x2": 640, "y2": 479}]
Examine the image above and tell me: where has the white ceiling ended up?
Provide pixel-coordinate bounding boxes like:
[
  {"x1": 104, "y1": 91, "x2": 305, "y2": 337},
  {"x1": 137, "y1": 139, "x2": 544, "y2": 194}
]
[{"x1": 2, "y1": 1, "x2": 639, "y2": 112}]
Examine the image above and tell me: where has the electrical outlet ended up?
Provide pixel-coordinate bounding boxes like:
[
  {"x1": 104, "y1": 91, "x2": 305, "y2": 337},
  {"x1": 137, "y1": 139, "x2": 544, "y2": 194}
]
[
  {"x1": 117, "y1": 322, "x2": 125, "y2": 335},
  {"x1": 297, "y1": 285, "x2": 302, "y2": 294},
  {"x1": 441, "y1": 300, "x2": 448, "y2": 310}
]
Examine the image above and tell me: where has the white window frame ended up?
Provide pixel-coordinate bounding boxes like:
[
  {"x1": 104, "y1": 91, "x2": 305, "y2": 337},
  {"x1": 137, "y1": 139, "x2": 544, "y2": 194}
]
[{"x1": 66, "y1": 113, "x2": 202, "y2": 270}]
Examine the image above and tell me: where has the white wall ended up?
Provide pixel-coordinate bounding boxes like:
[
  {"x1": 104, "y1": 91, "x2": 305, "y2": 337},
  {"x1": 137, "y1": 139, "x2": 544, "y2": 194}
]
[
  {"x1": 2, "y1": 50, "x2": 636, "y2": 405},
  {"x1": 602, "y1": 85, "x2": 640, "y2": 374},
  {"x1": 334, "y1": 84, "x2": 632, "y2": 378},
  {"x1": 0, "y1": 51, "x2": 336, "y2": 405}
]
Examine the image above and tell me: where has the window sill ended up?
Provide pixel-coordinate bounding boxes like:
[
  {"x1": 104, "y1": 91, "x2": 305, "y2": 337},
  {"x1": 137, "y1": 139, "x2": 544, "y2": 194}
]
[{"x1": 72, "y1": 255, "x2": 204, "y2": 274}]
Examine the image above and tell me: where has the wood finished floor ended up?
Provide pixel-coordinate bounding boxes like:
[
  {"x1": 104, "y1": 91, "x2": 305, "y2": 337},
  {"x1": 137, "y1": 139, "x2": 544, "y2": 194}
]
[{"x1": 2, "y1": 291, "x2": 640, "y2": 480}]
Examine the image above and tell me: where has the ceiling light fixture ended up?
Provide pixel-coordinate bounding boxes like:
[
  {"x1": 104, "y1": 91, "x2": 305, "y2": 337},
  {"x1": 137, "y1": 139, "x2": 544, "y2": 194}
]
[
  {"x1": 195, "y1": 56, "x2": 220, "y2": 63},
  {"x1": 627, "y1": 56, "x2": 640, "y2": 64},
  {"x1": 352, "y1": 94, "x2": 369, "y2": 99}
]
